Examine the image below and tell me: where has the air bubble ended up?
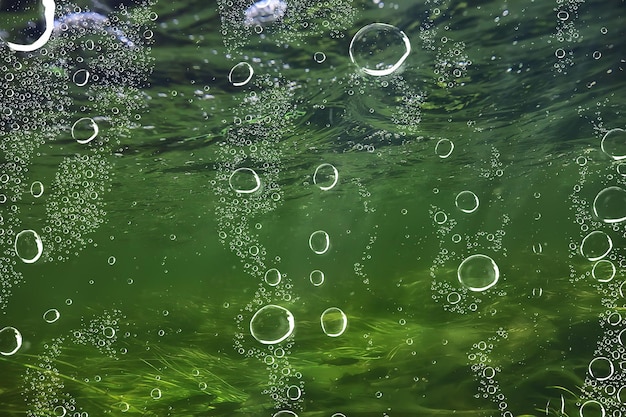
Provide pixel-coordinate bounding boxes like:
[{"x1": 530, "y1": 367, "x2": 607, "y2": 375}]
[
  {"x1": 0, "y1": 326, "x2": 22, "y2": 355},
  {"x1": 71, "y1": 117, "x2": 99, "y2": 144},
  {"x1": 349, "y1": 23, "x2": 411, "y2": 76},
  {"x1": 43, "y1": 308, "x2": 60, "y2": 323},
  {"x1": 457, "y1": 254, "x2": 500, "y2": 292},
  {"x1": 309, "y1": 230, "x2": 330, "y2": 254},
  {"x1": 313, "y1": 163, "x2": 339, "y2": 191},
  {"x1": 320, "y1": 307, "x2": 348, "y2": 337},
  {"x1": 228, "y1": 62, "x2": 254, "y2": 87},
  {"x1": 14, "y1": 229, "x2": 43, "y2": 264},
  {"x1": 229, "y1": 168, "x2": 261, "y2": 194},
  {"x1": 455, "y1": 190, "x2": 479, "y2": 213},
  {"x1": 250, "y1": 305, "x2": 295, "y2": 344},
  {"x1": 264, "y1": 268, "x2": 281, "y2": 286}
]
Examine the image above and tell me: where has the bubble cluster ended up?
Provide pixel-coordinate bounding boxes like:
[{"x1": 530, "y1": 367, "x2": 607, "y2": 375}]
[
  {"x1": 22, "y1": 310, "x2": 125, "y2": 417},
  {"x1": 213, "y1": 74, "x2": 305, "y2": 410},
  {"x1": 0, "y1": 0, "x2": 154, "y2": 312},
  {"x1": 467, "y1": 329, "x2": 511, "y2": 417},
  {"x1": 217, "y1": 0, "x2": 357, "y2": 52},
  {"x1": 43, "y1": 154, "x2": 111, "y2": 262},
  {"x1": 552, "y1": 0, "x2": 584, "y2": 73}
]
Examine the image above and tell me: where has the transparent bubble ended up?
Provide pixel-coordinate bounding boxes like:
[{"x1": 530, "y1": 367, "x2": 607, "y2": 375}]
[
  {"x1": 309, "y1": 270, "x2": 325, "y2": 286},
  {"x1": 446, "y1": 292, "x2": 461, "y2": 304},
  {"x1": 580, "y1": 231, "x2": 612, "y2": 261},
  {"x1": 71, "y1": 117, "x2": 99, "y2": 144},
  {"x1": 228, "y1": 62, "x2": 254, "y2": 87},
  {"x1": 592, "y1": 260, "x2": 616, "y2": 282},
  {"x1": 601, "y1": 128, "x2": 626, "y2": 160},
  {"x1": 455, "y1": 190, "x2": 479, "y2": 213},
  {"x1": 320, "y1": 307, "x2": 348, "y2": 337},
  {"x1": 309, "y1": 230, "x2": 330, "y2": 254},
  {"x1": 250, "y1": 305, "x2": 295, "y2": 344},
  {"x1": 264, "y1": 268, "x2": 281, "y2": 286},
  {"x1": 72, "y1": 69, "x2": 90, "y2": 86},
  {"x1": 43, "y1": 308, "x2": 60, "y2": 323},
  {"x1": 150, "y1": 388, "x2": 162, "y2": 399},
  {"x1": 30, "y1": 181, "x2": 44, "y2": 198},
  {"x1": 314, "y1": 52, "x2": 326, "y2": 63},
  {"x1": 434, "y1": 211, "x2": 447, "y2": 224},
  {"x1": 229, "y1": 168, "x2": 261, "y2": 194},
  {"x1": 0, "y1": 326, "x2": 22, "y2": 356},
  {"x1": 286, "y1": 385, "x2": 301, "y2": 400},
  {"x1": 593, "y1": 186, "x2": 626, "y2": 223},
  {"x1": 435, "y1": 139, "x2": 454, "y2": 158},
  {"x1": 14, "y1": 229, "x2": 43, "y2": 264},
  {"x1": 349, "y1": 23, "x2": 411, "y2": 76},
  {"x1": 579, "y1": 400, "x2": 605, "y2": 417},
  {"x1": 457, "y1": 254, "x2": 500, "y2": 292},
  {"x1": 313, "y1": 163, "x2": 339, "y2": 191},
  {"x1": 588, "y1": 357, "x2": 613, "y2": 380}
]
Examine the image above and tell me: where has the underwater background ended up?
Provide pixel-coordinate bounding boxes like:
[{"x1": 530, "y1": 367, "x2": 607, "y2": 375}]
[{"x1": 0, "y1": 0, "x2": 625, "y2": 416}]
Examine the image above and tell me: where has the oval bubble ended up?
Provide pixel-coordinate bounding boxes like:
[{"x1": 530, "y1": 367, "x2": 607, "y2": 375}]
[
  {"x1": 349, "y1": 23, "x2": 411, "y2": 76},
  {"x1": 0, "y1": 326, "x2": 22, "y2": 356},
  {"x1": 588, "y1": 356, "x2": 614, "y2": 381},
  {"x1": 309, "y1": 270, "x2": 325, "y2": 286},
  {"x1": 286, "y1": 385, "x2": 301, "y2": 400},
  {"x1": 150, "y1": 388, "x2": 161, "y2": 399},
  {"x1": 309, "y1": 230, "x2": 330, "y2": 254},
  {"x1": 30, "y1": 181, "x2": 44, "y2": 198},
  {"x1": 43, "y1": 308, "x2": 60, "y2": 323},
  {"x1": 313, "y1": 163, "x2": 339, "y2": 191},
  {"x1": 250, "y1": 304, "x2": 295, "y2": 344},
  {"x1": 457, "y1": 254, "x2": 500, "y2": 292},
  {"x1": 455, "y1": 190, "x2": 479, "y2": 213},
  {"x1": 580, "y1": 231, "x2": 612, "y2": 261},
  {"x1": 15, "y1": 229, "x2": 43, "y2": 264},
  {"x1": 593, "y1": 186, "x2": 626, "y2": 223},
  {"x1": 72, "y1": 69, "x2": 90, "y2": 86},
  {"x1": 228, "y1": 62, "x2": 254, "y2": 87},
  {"x1": 264, "y1": 268, "x2": 281, "y2": 286},
  {"x1": 601, "y1": 128, "x2": 626, "y2": 160},
  {"x1": 320, "y1": 307, "x2": 348, "y2": 337},
  {"x1": 435, "y1": 139, "x2": 454, "y2": 158},
  {"x1": 592, "y1": 260, "x2": 616, "y2": 283},
  {"x1": 71, "y1": 117, "x2": 99, "y2": 144},
  {"x1": 229, "y1": 168, "x2": 261, "y2": 194}
]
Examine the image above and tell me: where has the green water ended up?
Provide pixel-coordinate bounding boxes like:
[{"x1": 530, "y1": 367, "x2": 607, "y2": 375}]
[{"x1": 0, "y1": 0, "x2": 625, "y2": 416}]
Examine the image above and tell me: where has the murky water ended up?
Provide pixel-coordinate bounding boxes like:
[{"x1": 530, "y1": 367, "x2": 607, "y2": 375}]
[{"x1": 0, "y1": 0, "x2": 625, "y2": 416}]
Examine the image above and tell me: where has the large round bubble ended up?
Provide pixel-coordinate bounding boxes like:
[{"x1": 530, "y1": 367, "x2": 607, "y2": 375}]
[
  {"x1": 249, "y1": 304, "x2": 295, "y2": 344},
  {"x1": 457, "y1": 254, "x2": 500, "y2": 292},
  {"x1": 14, "y1": 229, "x2": 43, "y2": 264},
  {"x1": 593, "y1": 186, "x2": 626, "y2": 223},
  {"x1": 320, "y1": 307, "x2": 348, "y2": 337},
  {"x1": 349, "y1": 23, "x2": 411, "y2": 76}
]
